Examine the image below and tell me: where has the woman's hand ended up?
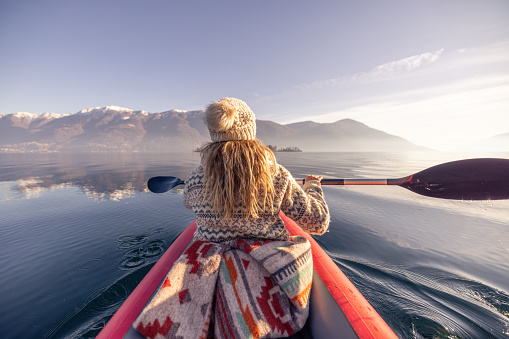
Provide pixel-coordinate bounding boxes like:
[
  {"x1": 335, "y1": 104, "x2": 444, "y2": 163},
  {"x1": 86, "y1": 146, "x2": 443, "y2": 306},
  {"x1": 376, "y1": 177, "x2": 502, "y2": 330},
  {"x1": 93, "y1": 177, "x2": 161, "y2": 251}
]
[{"x1": 305, "y1": 175, "x2": 323, "y2": 183}]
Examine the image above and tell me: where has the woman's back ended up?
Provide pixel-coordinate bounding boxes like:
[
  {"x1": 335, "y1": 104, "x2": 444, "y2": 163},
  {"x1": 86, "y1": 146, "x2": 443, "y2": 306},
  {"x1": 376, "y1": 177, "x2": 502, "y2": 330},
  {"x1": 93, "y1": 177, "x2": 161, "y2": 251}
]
[{"x1": 184, "y1": 162, "x2": 329, "y2": 242}]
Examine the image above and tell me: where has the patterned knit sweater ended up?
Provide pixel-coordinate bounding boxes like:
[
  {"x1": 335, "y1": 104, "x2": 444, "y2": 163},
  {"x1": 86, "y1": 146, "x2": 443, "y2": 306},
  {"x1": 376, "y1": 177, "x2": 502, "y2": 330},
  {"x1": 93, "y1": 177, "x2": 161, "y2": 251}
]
[{"x1": 183, "y1": 164, "x2": 330, "y2": 242}]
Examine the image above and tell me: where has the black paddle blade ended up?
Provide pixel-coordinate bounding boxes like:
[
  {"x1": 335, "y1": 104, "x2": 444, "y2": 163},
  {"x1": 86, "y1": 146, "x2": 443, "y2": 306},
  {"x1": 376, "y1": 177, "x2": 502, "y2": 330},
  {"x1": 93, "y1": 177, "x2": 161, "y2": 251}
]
[
  {"x1": 147, "y1": 176, "x2": 184, "y2": 193},
  {"x1": 400, "y1": 158, "x2": 509, "y2": 200}
]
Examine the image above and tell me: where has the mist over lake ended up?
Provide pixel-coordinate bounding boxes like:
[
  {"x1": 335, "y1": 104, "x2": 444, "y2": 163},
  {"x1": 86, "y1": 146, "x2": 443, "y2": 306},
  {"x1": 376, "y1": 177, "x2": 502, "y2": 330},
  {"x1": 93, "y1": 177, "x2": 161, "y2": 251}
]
[{"x1": 1, "y1": 151, "x2": 508, "y2": 338}]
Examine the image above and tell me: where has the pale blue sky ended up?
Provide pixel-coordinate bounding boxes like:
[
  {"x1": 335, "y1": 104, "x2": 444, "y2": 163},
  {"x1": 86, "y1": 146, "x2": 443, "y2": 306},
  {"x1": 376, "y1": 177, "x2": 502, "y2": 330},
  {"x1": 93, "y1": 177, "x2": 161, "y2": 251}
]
[{"x1": 1, "y1": 0, "x2": 508, "y2": 149}]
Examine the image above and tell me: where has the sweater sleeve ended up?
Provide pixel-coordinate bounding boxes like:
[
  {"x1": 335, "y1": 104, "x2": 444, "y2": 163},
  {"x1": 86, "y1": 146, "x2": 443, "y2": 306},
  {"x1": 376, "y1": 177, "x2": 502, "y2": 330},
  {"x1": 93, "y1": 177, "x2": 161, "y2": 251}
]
[
  {"x1": 280, "y1": 167, "x2": 330, "y2": 235},
  {"x1": 182, "y1": 165, "x2": 204, "y2": 210},
  {"x1": 182, "y1": 182, "x2": 191, "y2": 210}
]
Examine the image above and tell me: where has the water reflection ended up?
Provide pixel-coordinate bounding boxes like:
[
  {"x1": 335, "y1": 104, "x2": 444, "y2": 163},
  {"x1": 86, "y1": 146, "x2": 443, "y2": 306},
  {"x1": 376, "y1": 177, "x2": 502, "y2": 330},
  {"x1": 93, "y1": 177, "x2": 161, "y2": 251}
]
[{"x1": 0, "y1": 153, "x2": 201, "y2": 201}]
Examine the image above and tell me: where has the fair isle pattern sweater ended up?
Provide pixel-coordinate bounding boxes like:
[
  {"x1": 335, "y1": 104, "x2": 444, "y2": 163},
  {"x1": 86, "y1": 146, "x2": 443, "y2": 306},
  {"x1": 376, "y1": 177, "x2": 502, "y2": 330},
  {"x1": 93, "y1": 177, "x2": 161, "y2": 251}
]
[{"x1": 183, "y1": 164, "x2": 330, "y2": 242}]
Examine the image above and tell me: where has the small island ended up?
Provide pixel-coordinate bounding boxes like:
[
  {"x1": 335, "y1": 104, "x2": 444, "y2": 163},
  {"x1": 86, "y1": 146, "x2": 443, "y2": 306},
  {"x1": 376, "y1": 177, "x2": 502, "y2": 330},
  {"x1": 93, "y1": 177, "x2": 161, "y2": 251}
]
[{"x1": 267, "y1": 145, "x2": 302, "y2": 152}]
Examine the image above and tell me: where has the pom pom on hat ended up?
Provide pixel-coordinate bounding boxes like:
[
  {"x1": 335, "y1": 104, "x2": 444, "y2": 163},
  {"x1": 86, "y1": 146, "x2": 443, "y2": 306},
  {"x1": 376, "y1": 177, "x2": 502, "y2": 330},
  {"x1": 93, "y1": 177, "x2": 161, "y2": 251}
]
[{"x1": 204, "y1": 97, "x2": 256, "y2": 142}]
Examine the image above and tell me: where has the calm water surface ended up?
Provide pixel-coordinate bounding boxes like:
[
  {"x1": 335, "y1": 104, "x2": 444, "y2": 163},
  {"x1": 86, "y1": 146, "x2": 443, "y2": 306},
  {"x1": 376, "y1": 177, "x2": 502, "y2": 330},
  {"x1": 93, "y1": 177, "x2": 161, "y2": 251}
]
[{"x1": 0, "y1": 152, "x2": 508, "y2": 338}]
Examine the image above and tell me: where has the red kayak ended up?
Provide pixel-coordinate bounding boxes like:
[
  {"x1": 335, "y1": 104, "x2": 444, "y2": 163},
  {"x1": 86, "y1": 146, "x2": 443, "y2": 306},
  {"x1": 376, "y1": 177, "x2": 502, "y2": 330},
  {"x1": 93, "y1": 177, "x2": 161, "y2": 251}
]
[{"x1": 98, "y1": 213, "x2": 397, "y2": 338}]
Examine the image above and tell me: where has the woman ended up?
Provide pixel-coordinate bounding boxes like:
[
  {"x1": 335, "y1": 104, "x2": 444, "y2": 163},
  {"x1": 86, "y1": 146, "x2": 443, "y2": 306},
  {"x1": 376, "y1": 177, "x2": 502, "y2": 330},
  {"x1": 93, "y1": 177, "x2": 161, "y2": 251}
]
[
  {"x1": 134, "y1": 98, "x2": 330, "y2": 339},
  {"x1": 184, "y1": 97, "x2": 330, "y2": 242}
]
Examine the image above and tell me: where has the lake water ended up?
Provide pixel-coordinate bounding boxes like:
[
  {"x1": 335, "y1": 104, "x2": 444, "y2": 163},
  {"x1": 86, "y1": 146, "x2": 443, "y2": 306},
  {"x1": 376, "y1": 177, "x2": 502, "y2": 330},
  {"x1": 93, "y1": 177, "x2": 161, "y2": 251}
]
[{"x1": 0, "y1": 152, "x2": 508, "y2": 338}]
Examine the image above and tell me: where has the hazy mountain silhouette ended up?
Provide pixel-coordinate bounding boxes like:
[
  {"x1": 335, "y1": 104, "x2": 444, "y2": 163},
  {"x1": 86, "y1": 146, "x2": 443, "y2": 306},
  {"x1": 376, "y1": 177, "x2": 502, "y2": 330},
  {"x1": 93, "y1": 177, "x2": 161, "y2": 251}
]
[
  {"x1": 0, "y1": 106, "x2": 431, "y2": 152},
  {"x1": 259, "y1": 119, "x2": 429, "y2": 152},
  {"x1": 457, "y1": 132, "x2": 509, "y2": 152}
]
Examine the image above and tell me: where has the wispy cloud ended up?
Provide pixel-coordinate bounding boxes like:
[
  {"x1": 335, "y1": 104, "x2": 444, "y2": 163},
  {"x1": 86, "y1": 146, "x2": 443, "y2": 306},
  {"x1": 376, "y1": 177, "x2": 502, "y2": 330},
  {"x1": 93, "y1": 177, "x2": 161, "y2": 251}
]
[
  {"x1": 295, "y1": 49, "x2": 445, "y2": 91},
  {"x1": 370, "y1": 49, "x2": 444, "y2": 76}
]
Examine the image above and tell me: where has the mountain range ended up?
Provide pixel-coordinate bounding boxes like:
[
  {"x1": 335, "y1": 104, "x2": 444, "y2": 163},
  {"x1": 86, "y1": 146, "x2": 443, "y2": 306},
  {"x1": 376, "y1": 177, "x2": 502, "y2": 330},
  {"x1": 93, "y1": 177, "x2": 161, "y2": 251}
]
[{"x1": 1, "y1": 105, "x2": 432, "y2": 152}]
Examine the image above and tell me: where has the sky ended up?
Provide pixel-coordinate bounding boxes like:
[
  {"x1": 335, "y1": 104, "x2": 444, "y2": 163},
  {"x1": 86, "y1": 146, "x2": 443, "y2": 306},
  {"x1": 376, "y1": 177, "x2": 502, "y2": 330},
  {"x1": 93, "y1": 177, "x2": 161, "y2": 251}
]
[{"x1": 1, "y1": 0, "x2": 508, "y2": 150}]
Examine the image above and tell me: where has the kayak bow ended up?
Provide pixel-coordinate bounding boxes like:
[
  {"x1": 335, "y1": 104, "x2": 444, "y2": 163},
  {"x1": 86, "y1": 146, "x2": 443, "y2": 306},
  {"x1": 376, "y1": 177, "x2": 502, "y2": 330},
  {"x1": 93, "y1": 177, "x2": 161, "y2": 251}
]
[{"x1": 98, "y1": 213, "x2": 397, "y2": 338}]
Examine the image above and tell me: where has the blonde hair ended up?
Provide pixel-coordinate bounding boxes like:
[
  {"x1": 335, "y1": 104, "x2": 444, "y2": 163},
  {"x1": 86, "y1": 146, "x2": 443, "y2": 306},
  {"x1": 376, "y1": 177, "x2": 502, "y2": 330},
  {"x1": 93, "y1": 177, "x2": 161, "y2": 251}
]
[{"x1": 201, "y1": 139, "x2": 276, "y2": 220}]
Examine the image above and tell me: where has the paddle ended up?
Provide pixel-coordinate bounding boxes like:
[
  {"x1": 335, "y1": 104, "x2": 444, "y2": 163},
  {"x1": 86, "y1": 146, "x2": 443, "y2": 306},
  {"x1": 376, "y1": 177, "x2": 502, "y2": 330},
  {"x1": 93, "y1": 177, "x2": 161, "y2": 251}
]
[
  {"x1": 147, "y1": 158, "x2": 509, "y2": 200},
  {"x1": 148, "y1": 176, "x2": 185, "y2": 193}
]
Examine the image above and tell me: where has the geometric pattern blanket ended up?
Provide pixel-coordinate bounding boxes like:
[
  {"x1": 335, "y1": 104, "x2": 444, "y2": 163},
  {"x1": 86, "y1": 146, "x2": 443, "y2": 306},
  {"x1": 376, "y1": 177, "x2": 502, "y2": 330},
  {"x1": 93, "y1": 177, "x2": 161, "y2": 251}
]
[{"x1": 133, "y1": 236, "x2": 312, "y2": 339}]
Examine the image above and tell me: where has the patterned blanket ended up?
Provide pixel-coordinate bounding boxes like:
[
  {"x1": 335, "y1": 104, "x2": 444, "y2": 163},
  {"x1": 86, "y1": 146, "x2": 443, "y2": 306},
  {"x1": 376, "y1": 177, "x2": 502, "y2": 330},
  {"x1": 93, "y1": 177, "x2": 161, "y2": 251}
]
[{"x1": 133, "y1": 236, "x2": 312, "y2": 339}]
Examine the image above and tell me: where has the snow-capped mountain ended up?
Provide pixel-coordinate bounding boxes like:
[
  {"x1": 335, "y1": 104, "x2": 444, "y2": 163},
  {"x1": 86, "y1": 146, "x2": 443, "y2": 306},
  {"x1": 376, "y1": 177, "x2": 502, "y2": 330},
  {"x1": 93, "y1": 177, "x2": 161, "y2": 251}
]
[{"x1": 0, "y1": 106, "x2": 429, "y2": 152}]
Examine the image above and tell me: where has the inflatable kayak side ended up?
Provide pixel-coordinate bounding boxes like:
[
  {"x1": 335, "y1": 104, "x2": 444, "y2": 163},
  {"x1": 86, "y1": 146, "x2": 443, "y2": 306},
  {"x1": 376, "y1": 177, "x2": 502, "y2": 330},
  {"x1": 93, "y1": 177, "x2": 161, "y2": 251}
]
[
  {"x1": 280, "y1": 213, "x2": 398, "y2": 339},
  {"x1": 97, "y1": 221, "x2": 197, "y2": 339},
  {"x1": 98, "y1": 215, "x2": 397, "y2": 338}
]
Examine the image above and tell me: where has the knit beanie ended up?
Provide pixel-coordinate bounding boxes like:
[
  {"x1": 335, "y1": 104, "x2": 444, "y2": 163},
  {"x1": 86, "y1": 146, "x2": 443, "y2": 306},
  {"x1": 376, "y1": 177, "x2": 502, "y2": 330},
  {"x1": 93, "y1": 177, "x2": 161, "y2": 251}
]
[{"x1": 204, "y1": 97, "x2": 256, "y2": 142}]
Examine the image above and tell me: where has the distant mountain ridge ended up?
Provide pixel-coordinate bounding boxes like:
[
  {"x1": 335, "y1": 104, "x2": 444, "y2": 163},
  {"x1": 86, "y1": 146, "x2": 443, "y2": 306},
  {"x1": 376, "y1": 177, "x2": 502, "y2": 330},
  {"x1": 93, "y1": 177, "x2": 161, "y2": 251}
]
[
  {"x1": 0, "y1": 106, "x2": 430, "y2": 152},
  {"x1": 457, "y1": 132, "x2": 509, "y2": 152}
]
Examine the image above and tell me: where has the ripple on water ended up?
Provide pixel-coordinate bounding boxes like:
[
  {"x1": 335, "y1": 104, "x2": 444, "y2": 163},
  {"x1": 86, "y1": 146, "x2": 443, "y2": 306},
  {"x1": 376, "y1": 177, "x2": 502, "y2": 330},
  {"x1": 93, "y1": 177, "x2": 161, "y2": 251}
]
[
  {"x1": 116, "y1": 235, "x2": 149, "y2": 249},
  {"x1": 81, "y1": 283, "x2": 129, "y2": 312},
  {"x1": 46, "y1": 264, "x2": 154, "y2": 338},
  {"x1": 77, "y1": 258, "x2": 104, "y2": 270},
  {"x1": 118, "y1": 256, "x2": 146, "y2": 269},
  {"x1": 326, "y1": 252, "x2": 509, "y2": 338},
  {"x1": 117, "y1": 239, "x2": 167, "y2": 270},
  {"x1": 142, "y1": 240, "x2": 166, "y2": 257}
]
